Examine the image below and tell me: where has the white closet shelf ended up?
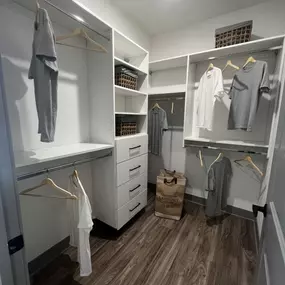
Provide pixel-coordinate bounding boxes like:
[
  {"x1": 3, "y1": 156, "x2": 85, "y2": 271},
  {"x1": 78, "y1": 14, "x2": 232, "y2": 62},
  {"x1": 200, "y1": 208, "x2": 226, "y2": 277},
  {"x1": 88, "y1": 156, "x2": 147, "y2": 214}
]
[
  {"x1": 114, "y1": 57, "x2": 147, "y2": 76},
  {"x1": 15, "y1": 143, "x2": 114, "y2": 168},
  {"x1": 189, "y1": 35, "x2": 284, "y2": 63},
  {"x1": 115, "y1": 133, "x2": 147, "y2": 140},
  {"x1": 148, "y1": 84, "x2": 186, "y2": 95},
  {"x1": 150, "y1": 55, "x2": 188, "y2": 72},
  {"x1": 115, "y1": 112, "x2": 147, "y2": 116},
  {"x1": 184, "y1": 137, "x2": 268, "y2": 154},
  {"x1": 114, "y1": 30, "x2": 148, "y2": 59},
  {"x1": 115, "y1": 85, "x2": 148, "y2": 96}
]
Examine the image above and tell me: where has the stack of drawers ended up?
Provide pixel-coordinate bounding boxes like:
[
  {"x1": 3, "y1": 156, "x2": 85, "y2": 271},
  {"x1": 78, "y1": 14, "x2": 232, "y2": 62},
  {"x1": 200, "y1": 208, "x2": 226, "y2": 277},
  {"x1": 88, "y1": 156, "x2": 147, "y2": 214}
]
[{"x1": 116, "y1": 134, "x2": 148, "y2": 229}]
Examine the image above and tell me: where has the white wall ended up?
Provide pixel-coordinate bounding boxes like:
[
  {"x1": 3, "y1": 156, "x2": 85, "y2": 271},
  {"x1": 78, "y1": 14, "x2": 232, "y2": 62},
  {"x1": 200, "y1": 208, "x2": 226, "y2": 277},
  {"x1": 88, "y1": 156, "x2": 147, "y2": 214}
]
[
  {"x1": 150, "y1": 0, "x2": 285, "y2": 61},
  {"x1": 74, "y1": 0, "x2": 150, "y2": 51}
]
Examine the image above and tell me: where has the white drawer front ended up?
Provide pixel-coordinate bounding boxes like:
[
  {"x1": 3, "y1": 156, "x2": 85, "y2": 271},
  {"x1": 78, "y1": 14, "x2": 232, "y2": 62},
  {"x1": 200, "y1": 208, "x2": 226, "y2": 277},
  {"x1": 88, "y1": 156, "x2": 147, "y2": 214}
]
[
  {"x1": 117, "y1": 173, "x2": 147, "y2": 209},
  {"x1": 117, "y1": 189, "x2": 148, "y2": 229},
  {"x1": 116, "y1": 134, "x2": 148, "y2": 163},
  {"x1": 117, "y1": 154, "x2": 147, "y2": 186}
]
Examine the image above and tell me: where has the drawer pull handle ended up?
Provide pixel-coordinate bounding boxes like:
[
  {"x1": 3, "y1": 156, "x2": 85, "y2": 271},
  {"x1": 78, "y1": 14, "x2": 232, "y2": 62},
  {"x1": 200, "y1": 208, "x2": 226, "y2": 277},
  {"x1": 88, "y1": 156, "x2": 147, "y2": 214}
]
[
  {"x1": 129, "y1": 203, "x2": 141, "y2": 212},
  {"x1": 130, "y1": 184, "x2": 141, "y2": 193},
  {"x1": 129, "y1": 145, "x2": 141, "y2": 150},
  {"x1": 129, "y1": 165, "x2": 141, "y2": 172}
]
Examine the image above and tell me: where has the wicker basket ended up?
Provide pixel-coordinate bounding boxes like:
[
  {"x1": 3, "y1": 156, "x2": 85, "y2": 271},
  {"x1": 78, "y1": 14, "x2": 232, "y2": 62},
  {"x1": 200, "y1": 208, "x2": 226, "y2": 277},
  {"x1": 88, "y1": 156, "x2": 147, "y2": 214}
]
[
  {"x1": 115, "y1": 66, "x2": 138, "y2": 90},
  {"x1": 215, "y1": 21, "x2": 252, "y2": 48},
  {"x1": 116, "y1": 116, "x2": 137, "y2": 136}
]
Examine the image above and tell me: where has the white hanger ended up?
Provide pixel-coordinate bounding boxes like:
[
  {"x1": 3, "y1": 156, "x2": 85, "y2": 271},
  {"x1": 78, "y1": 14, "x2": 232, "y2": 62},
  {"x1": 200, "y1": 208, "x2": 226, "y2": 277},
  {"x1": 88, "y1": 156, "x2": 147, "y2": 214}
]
[
  {"x1": 56, "y1": 28, "x2": 107, "y2": 53},
  {"x1": 208, "y1": 152, "x2": 223, "y2": 170}
]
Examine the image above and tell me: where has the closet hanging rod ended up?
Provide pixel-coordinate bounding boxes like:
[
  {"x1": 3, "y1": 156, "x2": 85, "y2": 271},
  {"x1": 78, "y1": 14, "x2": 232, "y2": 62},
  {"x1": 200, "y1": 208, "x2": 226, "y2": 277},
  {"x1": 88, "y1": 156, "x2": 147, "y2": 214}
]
[
  {"x1": 149, "y1": 97, "x2": 185, "y2": 101},
  {"x1": 193, "y1": 46, "x2": 282, "y2": 63},
  {"x1": 44, "y1": 0, "x2": 111, "y2": 42},
  {"x1": 186, "y1": 144, "x2": 267, "y2": 155},
  {"x1": 17, "y1": 151, "x2": 113, "y2": 181}
]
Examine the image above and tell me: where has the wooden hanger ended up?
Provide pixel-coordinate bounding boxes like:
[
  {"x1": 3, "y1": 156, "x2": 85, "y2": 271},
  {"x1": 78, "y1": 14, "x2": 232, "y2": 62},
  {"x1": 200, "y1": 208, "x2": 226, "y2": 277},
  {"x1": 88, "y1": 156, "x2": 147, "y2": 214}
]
[
  {"x1": 206, "y1": 63, "x2": 215, "y2": 73},
  {"x1": 234, "y1": 156, "x2": 263, "y2": 176},
  {"x1": 198, "y1": 150, "x2": 204, "y2": 167},
  {"x1": 209, "y1": 152, "x2": 223, "y2": 170},
  {"x1": 20, "y1": 177, "x2": 77, "y2": 200},
  {"x1": 152, "y1": 102, "x2": 161, "y2": 109},
  {"x1": 56, "y1": 28, "x2": 107, "y2": 53},
  {"x1": 222, "y1": 60, "x2": 240, "y2": 72},
  {"x1": 243, "y1": 56, "x2": 256, "y2": 68}
]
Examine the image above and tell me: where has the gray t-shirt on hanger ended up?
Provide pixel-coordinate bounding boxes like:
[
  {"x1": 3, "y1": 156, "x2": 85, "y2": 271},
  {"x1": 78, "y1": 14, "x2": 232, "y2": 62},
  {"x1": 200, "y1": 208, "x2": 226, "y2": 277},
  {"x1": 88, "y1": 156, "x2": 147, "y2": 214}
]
[
  {"x1": 29, "y1": 8, "x2": 58, "y2": 142},
  {"x1": 228, "y1": 60, "x2": 270, "y2": 131},
  {"x1": 148, "y1": 107, "x2": 168, "y2": 155},
  {"x1": 205, "y1": 157, "x2": 232, "y2": 218}
]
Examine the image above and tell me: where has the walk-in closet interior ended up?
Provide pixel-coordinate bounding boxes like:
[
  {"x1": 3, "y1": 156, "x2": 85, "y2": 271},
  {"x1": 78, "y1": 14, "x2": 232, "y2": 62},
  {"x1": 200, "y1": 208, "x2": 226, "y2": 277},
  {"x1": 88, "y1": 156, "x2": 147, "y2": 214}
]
[{"x1": 0, "y1": 0, "x2": 285, "y2": 285}]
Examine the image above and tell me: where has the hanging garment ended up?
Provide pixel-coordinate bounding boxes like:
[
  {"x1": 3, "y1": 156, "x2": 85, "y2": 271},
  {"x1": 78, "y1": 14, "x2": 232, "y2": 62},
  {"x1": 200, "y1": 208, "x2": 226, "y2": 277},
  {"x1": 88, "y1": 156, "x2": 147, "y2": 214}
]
[
  {"x1": 196, "y1": 67, "x2": 224, "y2": 131},
  {"x1": 69, "y1": 175, "x2": 93, "y2": 277},
  {"x1": 148, "y1": 106, "x2": 168, "y2": 155},
  {"x1": 228, "y1": 60, "x2": 270, "y2": 131},
  {"x1": 205, "y1": 156, "x2": 232, "y2": 218},
  {"x1": 29, "y1": 8, "x2": 58, "y2": 142}
]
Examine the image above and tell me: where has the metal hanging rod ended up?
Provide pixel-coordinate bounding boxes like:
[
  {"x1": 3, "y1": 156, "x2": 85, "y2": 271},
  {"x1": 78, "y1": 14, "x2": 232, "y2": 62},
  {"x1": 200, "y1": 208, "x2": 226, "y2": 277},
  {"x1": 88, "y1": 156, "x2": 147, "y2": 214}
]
[
  {"x1": 17, "y1": 151, "x2": 113, "y2": 181},
  {"x1": 44, "y1": 0, "x2": 111, "y2": 41},
  {"x1": 186, "y1": 144, "x2": 267, "y2": 156},
  {"x1": 193, "y1": 46, "x2": 282, "y2": 64}
]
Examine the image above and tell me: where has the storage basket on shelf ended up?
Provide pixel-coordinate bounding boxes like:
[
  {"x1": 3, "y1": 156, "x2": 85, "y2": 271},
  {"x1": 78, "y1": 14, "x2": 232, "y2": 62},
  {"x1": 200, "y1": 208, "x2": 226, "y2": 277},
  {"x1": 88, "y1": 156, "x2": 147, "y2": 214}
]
[
  {"x1": 115, "y1": 65, "x2": 138, "y2": 90},
  {"x1": 155, "y1": 169, "x2": 186, "y2": 221},
  {"x1": 215, "y1": 20, "x2": 253, "y2": 48},
  {"x1": 116, "y1": 116, "x2": 137, "y2": 136}
]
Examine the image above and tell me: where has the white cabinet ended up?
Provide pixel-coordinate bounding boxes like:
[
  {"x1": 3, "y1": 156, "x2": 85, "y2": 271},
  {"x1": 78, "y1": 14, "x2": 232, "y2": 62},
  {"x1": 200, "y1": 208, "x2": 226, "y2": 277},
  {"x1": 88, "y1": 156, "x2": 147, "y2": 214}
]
[
  {"x1": 117, "y1": 173, "x2": 147, "y2": 208},
  {"x1": 116, "y1": 134, "x2": 148, "y2": 163}
]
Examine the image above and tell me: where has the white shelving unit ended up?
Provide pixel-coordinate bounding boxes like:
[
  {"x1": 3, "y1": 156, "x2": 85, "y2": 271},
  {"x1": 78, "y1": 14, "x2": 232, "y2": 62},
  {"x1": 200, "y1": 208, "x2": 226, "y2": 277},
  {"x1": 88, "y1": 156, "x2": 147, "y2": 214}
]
[
  {"x1": 92, "y1": 30, "x2": 149, "y2": 230},
  {"x1": 184, "y1": 36, "x2": 285, "y2": 153}
]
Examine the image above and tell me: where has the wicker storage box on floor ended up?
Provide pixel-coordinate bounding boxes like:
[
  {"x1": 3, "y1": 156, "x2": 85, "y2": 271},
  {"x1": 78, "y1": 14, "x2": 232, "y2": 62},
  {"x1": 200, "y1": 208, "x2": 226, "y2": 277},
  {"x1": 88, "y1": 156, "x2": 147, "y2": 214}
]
[
  {"x1": 215, "y1": 20, "x2": 252, "y2": 48},
  {"x1": 115, "y1": 66, "x2": 138, "y2": 90},
  {"x1": 155, "y1": 169, "x2": 186, "y2": 221}
]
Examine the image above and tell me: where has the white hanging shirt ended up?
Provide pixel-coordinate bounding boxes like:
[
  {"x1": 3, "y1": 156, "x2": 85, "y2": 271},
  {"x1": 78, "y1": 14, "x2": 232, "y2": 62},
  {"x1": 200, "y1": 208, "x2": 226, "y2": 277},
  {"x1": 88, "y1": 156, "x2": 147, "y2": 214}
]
[
  {"x1": 69, "y1": 175, "x2": 93, "y2": 277},
  {"x1": 196, "y1": 67, "x2": 224, "y2": 131}
]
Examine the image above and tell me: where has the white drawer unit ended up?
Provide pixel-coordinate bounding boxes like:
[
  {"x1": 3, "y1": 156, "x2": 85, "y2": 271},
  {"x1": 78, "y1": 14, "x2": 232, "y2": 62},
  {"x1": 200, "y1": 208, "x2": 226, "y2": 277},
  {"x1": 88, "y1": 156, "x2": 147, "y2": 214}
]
[
  {"x1": 117, "y1": 173, "x2": 147, "y2": 208},
  {"x1": 117, "y1": 189, "x2": 147, "y2": 229},
  {"x1": 117, "y1": 154, "x2": 147, "y2": 186},
  {"x1": 116, "y1": 134, "x2": 148, "y2": 163}
]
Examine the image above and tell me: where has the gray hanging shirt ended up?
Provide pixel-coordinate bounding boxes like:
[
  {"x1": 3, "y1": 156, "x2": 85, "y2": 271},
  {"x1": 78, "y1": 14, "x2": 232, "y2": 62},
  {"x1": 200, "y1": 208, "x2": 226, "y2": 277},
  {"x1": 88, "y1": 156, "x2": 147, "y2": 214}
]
[
  {"x1": 29, "y1": 8, "x2": 58, "y2": 142},
  {"x1": 205, "y1": 157, "x2": 232, "y2": 218},
  {"x1": 228, "y1": 60, "x2": 270, "y2": 131},
  {"x1": 148, "y1": 107, "x2": 168, "y2": 155}
]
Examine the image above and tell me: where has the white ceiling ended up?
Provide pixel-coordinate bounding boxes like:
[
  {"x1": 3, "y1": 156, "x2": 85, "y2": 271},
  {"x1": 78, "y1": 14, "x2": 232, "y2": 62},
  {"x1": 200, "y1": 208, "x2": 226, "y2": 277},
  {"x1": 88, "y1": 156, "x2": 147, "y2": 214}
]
[{"x1": 110, "y1": 0, "x2": 270, "y2": 35}]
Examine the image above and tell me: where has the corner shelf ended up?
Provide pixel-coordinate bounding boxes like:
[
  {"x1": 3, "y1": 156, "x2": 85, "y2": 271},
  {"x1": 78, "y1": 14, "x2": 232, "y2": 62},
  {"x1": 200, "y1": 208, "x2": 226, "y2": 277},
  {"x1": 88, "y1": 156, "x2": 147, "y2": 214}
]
[
  {"x1": 148, "y1": 84, "x2": 186, "y2": 95},
  {"x1": 15, "y1": 143, "x2": 114, "y2": 168},
  {"x1": 115, "y1": 85, "x2": 147, "y2": 97},
  {"x1": 115, "y1": 112, "x2": 147, "y2": 116}
]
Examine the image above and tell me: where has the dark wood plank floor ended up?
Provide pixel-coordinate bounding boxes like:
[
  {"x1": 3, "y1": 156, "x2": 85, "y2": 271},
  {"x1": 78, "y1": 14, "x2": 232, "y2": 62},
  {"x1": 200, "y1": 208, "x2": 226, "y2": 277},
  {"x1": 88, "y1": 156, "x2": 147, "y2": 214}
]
[{"x1": 32, "y1": 197, "x2": 257, "y2": 285}]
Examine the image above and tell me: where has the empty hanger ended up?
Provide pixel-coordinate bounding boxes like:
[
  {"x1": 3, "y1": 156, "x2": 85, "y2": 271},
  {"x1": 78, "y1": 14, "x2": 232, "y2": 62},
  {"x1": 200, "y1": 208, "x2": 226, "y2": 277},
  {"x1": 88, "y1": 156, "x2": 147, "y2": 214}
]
[
  {"x1": 222, "y1": 60, "x2": 240, "y2": 72},
  {"x1": 243, "y1": 56, "x2": 256, "y2": 68},
  {"x1": 56, "y1": 28, "x2": 107, "y2": 53},
  {"x1": 20, "y1": 176, "x2": 77, "y2": 200},
  {"x1": 234, "y1": 156, "x2": 263, "y2": 176},
  {"x1": 198, "y1": 150, "x2": 204, "y2": 167}
]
